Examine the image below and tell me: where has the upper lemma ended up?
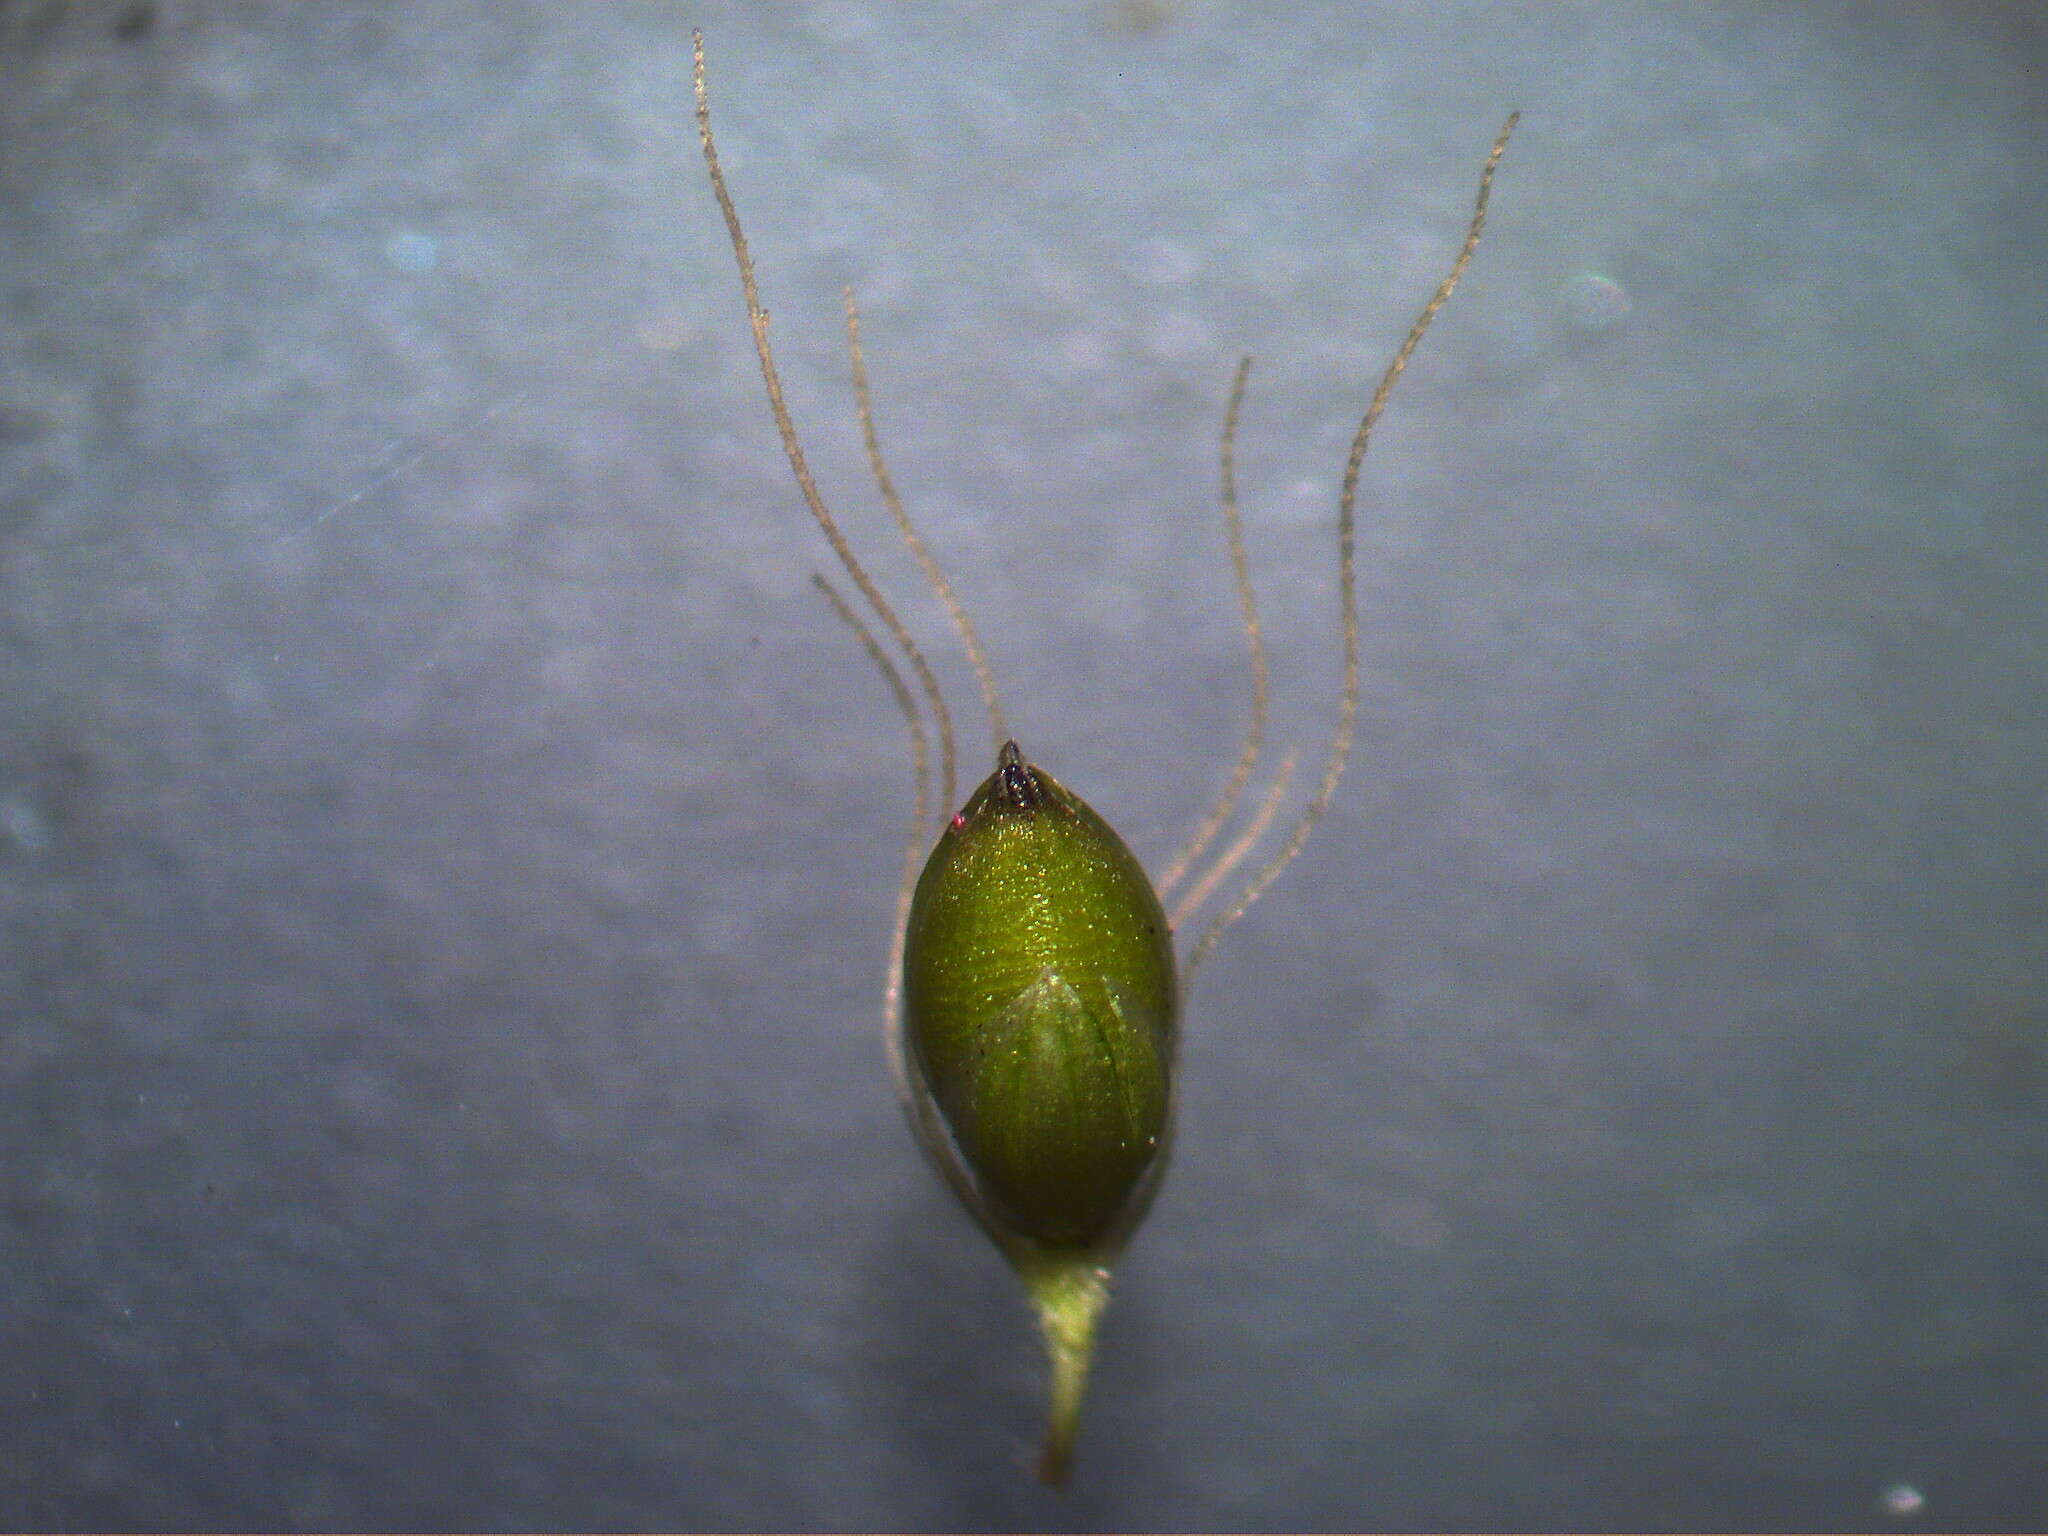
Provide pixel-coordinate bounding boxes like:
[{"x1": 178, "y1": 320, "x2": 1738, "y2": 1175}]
[{"x1": 902, "y1": 747, "x2": 1178, "y2": 1250}]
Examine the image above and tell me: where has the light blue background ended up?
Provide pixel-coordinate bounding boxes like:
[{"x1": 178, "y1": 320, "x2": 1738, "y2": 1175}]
[{"x1": 3, "y1": 2, "x2": 2042, "y2": 1528}]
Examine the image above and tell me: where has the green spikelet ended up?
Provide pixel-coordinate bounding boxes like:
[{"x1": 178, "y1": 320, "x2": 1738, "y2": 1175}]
[{"x1": 901, "y1": 742, "x2": 1177, "y2": 1481}]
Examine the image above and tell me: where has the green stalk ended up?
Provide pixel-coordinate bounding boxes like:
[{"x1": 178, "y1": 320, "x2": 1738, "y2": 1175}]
[{"x1": 1016, "y1": 1251, "x2": 1112, "y2": 1486}]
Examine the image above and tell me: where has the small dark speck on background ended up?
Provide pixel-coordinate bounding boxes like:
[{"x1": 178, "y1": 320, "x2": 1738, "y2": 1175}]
[{"x1": 112, "y1": 1, "x2": 155, "y2": 41}]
